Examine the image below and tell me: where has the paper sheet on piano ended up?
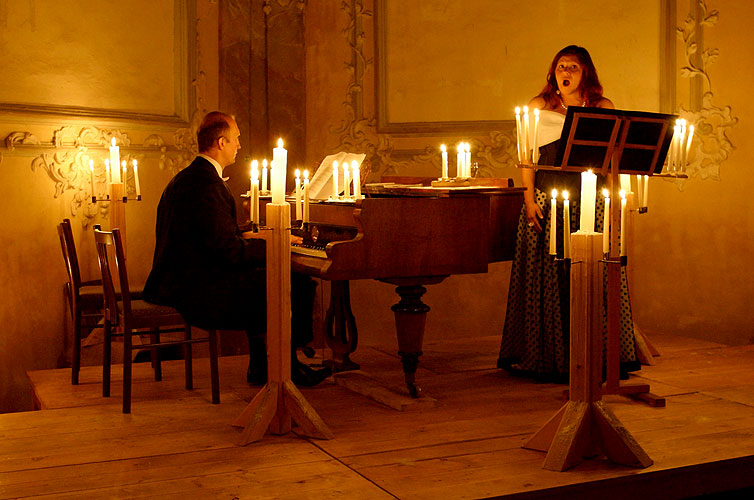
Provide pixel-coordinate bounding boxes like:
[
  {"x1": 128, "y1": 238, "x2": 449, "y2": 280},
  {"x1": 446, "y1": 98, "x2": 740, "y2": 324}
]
[{"x1": 309, "y1": 152, "x2": 366, "y2": 200}]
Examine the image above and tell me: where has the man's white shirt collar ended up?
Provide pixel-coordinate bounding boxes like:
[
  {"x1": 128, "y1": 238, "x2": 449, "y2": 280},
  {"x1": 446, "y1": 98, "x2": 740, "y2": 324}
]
[{"x1": 198, "y1": 154, "x2": 229, "y2": 181}]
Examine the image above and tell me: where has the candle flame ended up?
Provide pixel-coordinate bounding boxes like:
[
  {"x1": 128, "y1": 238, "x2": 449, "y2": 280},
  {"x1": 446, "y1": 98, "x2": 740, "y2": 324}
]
[
  {"x1": 602, "y1": 188, "x2": 609, "y2": 198},
  {"x1": 533, "y1": 108, "x2": 540, "y2": 117},
  {"x1": 277, "y1": 138, "x2": 283, "y2": 148},
  {"x1": 465, "y1": 142, "x2": 470, "y2": 152},
  {"x1": 551, "y1": 189, "x2": 557, "y2": 199},
  {"x1": 562, "y1": 190, "x2": 569, "y2": 201},
  {"x1": 251, "y1": 167, "x2": 258, "y2": 179},
  {"x1": 343, "y1": 162, "x2": 348, "y2": 172},
  {"x1": 304, "y1": 169, "x2": 309, "y2": 180},
  {"x1": 89, "y1": 159, "x2": 94, "y2": 170},
  {"x1": 133, "y1": 159, "x2": 137, "y2": 167},
  {"x1": 105, "y1": 159, "x2": 110, "y2": 168},
  {"x1": 619, "y1": 189, "x2": 626, "y2": 199},
  {"x1": 111, "y1": 137, "x2": 116, "y2": 147},
  {"x1": 251, "y1": 159, "x2": 258, "y2": 168},
  {"x1": 440, "y1": 144, "x2": 446, "y2": 152},
  {"x1": 295, "y1": 168, "x2": 300, "y2": 177},
  {"x1": 523, "y1": 106, "x2": 528, "y2": 113},
  {"x1": 121, "y1": 160, "x2": 126, "y2": 168},
  {"x1": 515, "y1": 106, "x2": 521, "y2": 115},
  {"x1": 262, "y1": 159, "x2": 267, "y2": 168},
  {"x1": 351, "y1": 160, "x2": 358, "y2": 169},
  {"x1": 333, "y1": 160, "x2": 338, "y2": 168}
]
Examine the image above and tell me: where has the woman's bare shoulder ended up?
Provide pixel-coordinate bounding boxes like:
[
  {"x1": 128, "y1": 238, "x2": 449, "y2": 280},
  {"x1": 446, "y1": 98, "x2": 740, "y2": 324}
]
[
  {"x1": 596, "y1": 97, "x2": 615, "y2": 109},
  {"x1": 528, "y1": 96, "x2": 547, "y2": 108}
]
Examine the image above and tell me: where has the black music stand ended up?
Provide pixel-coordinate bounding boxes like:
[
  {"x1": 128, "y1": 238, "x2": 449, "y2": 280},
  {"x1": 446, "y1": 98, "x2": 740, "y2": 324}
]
[{"x1": 523, "y1": 107, "x2": 675, "y2": 471}]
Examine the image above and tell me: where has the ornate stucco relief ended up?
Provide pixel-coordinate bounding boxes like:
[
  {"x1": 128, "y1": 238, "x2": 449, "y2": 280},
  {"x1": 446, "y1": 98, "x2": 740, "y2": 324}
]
[{"x1": 673, "y1": 0, "x2": 737, "y2": 186}]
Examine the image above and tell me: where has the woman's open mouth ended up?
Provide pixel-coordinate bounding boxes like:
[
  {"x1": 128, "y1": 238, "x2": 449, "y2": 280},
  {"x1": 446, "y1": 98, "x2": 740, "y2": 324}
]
[{"x1": 562, "y1": 79, "x2": 571, "y2": 87}]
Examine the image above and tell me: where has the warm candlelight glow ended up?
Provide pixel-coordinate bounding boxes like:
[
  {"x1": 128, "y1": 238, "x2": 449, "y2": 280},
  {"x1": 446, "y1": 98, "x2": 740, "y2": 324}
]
[
  {"x1": 332, "y1": 160, "x2": 339, "y2": 200},
  {"x1": 579, "y1": 169, "x2": 597, "y2": 233},
  {"x1": 620, "y1": 189, "x2": 627, "y2": 257},
  {"x1": 602, "y1": 188, "x2": 610, "y2": 254},
  {"x1": 352, "y1": 160, "x2": 361, "y2": 199},
  {"x1": 562, "y1": 190, "x2": 570, "y2": 259},
  {"x1": 532, "y1": 108, "x2": 540, "y2": 163},
  {"x1": 303, "y1": 169, "x2": 310, "y2": 223},
  {"x1": 294, "y1": 169, "x2": 302, "y2": 220},
  {"x1": 515, "y1": 107, "x2": 522, "y2": 163},
  {"x1": 132, "y1": 159, "x2": 141, "y2": 197},
  {"x1": 549, "y1": 189, "x2": 557, "y2": 255}
]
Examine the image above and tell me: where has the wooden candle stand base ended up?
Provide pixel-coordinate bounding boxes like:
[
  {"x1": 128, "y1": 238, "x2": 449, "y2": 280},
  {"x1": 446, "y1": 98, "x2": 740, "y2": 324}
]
[{"x1": 233, "y1": 203, "x2": 332, "y2": 446}]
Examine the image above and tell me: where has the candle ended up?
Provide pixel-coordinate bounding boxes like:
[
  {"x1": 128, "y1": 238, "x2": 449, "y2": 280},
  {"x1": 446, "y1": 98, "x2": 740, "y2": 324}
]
[
  {"x1": 109, "y1": 138, "x2": 121, "y2": 183},
  {"x1": 250, "y1": 163, "x2": 258, "y2": 223},
  {"x1": 303, "y1": 170, "x2": 310, "y2": 223},
  {"x1": 602, "y1": 188, "x2": 610, "y2": 254},
  {"x1": 683, "y1": 124, "x2": 695, "y2": 172},
  {"x1": 440, "y1": 144, "x2": 448, "y2": 179},
  {"x1": 250, "y1": 160, "x2": 258, "y2": 193},
  {"x1": 563, "y1": 190, "x2": 570, "y2": 259},
  {"x1": 89, "y1": 159, "x2": 95, "y2": 199},
  {"x1": 523, "y1": 106, "x2": 530, "y2": 162},
  {"x1": 464, "y1": 142, "x2": 471, "y2": 178},
  {"x1": 532, "y1": 108, "x2": 540, "y2": 164},
  {"x1": 294, "y1": 169, "x2": 302, "y2": 220},
  {"x1": 620, "y1": 189, "x2": 627, "y2": 257},
  {"x1": 271, "y1": 138, "x2": 287, "y2": 204},
  {"x1": 579, "y1": 169, "x2": 597, "y2": 233},
  {"x1": 121, "y1": 160, "x2": 127, "y2": 189},
  {"x1": 332, "y1": 160, "x2": 339, "y2": 199},
  {"x1": 620, "y1": 174, "x2": 631, "y2": 195},
  {"x1": 456, "y1": 143, "x2": 463, "y2": 178},
  {"x1": 635, "y1": 174, "x2": 643, "y2": 207},
  {"x1": 671, "y1": 123, "x2": 681, "y2": 172},
  {"x1": 105, "y1": 159, "x2": 111, "y2": 186},
  {"x1": 133, "y1": 159, "x2": 141, "y2": 197},
  {"x1": 515, "y1": 107, "x2": 523, "y2": 162},
  {"x1": 550, "y1": 189, "x2": 557, "y2": 255},
  {"x1": 343, "y1": 162, "x2": 350, "y2": 199},
  {"x1": 262, "y1": 159, "x2": 268, "y2": 192},
  {"x1": 352, "y1": 160, "x2": 361, "y2": 199},
  {"x1": 642, "y1": 175, "x2": 649, "y2": 208}
]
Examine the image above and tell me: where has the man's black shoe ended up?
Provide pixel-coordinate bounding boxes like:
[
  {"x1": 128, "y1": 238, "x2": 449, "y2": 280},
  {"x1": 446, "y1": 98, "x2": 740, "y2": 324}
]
[{"x1": 291, "y1": 360, "x2": 331, "y2": 387}]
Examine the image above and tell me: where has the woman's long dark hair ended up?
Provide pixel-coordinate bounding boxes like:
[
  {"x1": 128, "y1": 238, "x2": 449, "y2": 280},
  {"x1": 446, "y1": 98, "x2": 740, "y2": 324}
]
[{"x1": 538, "y1": 45, "x2": 604, "y2": 109}]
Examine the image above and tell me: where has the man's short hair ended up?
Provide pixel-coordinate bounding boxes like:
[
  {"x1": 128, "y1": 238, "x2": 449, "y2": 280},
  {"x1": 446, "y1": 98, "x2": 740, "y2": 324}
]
[{"x1": 197, "y1": 111, "x2": 233, "y2": 153}]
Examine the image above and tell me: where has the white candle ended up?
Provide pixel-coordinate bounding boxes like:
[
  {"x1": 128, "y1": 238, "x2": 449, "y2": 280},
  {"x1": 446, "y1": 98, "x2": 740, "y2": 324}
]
[
  {"x1": 109, "y1": 138, "x2": 121, "y2": 183},
  {"x1": 550, "y1": 189, "x2": 557, "y2": 255},
  {"x1": 456, "y1": 143, "x2": 463, "y2": 178},
  {"x1": 332, "y1": 160, "x2": 339, "y2": 199},
  {"x1": 671, "y1": 123, "x2": 681, "y2": 172},
  {"x1": 619, "y1": 174, "x2": 631, "y2": 195},
  {"x1": 303, "y1": 170, "x2": 310, "y2": 223},
  {"x1": 133, "y1": 159, "x2": 141, "y2": 197},
  {"x1": 440, "y1": 144, "x2": 448, "y2": 179},
  {"x1": 683, "y1": 124, "x2": 695, "y2": 172},
  {"x1": 642, "y1": 175, "x2": 649, "y2": 208},
  {"x1": 515, "y1": 107, "x2": 522, "y2": 162},
  {"x1": 121, "y1": 160, "x2": 127, "y2": 190},
  {"x1": 89, "y1": 159, "x2": 95, "y2": 199},
  {"x1": 271, "y1": 138, "x2": 287, "y2": 204},
  {"x1": 602, "y1": 188, "x2": 610, "y2": 254},
  {"x1": 580, "y1": 169, "x2": 597, "y2": 233},
  {"x1": 250, "y1": 160, "x2": 258, "y2": 193},
  {"x1": 635, "y1": 175, "x2": 643, "y2": 207},
  {"x1": 352, "y1": 160, "x2": 361, "y2": 199},
  {"x1": 343, "y1": 162, "x2": 350, "y2": 199},
  {"x1": 620, "y1": 189, "x2": 627, "y2": 257},
  {"x1": 294, "y1": 169, "x2": 302, "y2": 220},
  {"x1": 523, "y1": 106, "x2": 530, "y2": 162},
  {"x1": 464, "y1": 142, "x2": 471, "y2": 178},
  {"x1": 262, "y1": 159, "x2": 268, "y2": 192},
  {"x1": 563, "y1": 190, "x2": 570, "y2": 259},
  {"x1": 532, "y1": 108, "x2": 540, "y2": 164},
  {"x1": 252, "y1": 166, "x2": 259, "y2": 224},
  {"x1": 250, "y1": 164, "x2": 258, "y2": 223}
]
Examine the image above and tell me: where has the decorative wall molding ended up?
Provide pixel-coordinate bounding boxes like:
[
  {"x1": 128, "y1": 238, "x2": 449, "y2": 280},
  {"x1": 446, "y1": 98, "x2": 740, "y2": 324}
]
[{"x1": 674, "y1": 0, "x2": 737, "y2": 185}]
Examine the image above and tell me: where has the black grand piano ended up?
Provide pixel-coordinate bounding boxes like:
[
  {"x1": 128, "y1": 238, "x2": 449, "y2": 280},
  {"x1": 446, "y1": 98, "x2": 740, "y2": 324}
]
[{"x1": 258, "y1": 179, "x2": 524, "y2": 397}]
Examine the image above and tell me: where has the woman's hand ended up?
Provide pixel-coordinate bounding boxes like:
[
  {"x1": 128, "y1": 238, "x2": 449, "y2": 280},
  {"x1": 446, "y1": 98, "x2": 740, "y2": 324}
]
[{"x1": 525, "y1": 201, "x2": 544, "y2": 233}]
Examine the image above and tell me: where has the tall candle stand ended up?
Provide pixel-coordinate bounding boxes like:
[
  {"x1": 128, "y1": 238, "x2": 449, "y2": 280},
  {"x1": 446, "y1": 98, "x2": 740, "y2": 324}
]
[{"x1": 233, "y1": 202, "x2": 332, "y2": 445}]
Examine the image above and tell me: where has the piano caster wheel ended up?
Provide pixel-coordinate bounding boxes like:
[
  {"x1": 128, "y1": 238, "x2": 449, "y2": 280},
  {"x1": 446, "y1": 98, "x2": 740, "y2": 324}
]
[{"x1": 407, "y1": 383, "x2": 421, "y2": 399}]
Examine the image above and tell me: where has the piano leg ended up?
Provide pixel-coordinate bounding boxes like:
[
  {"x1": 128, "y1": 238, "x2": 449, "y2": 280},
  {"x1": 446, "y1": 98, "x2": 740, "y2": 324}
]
[
  {"x1": 324, "y1": 280, "x2": 360, "y2": 372},
  {"x1": 388, "y1": 278, "x2": 446, "y2": 398}
]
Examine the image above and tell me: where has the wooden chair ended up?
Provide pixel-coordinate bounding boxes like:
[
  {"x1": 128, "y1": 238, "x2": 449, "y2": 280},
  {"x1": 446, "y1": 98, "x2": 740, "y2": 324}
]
[
  {"x1": 58, "y1": 219, "x2": 105, "y2": 385},
  {"x1": 93, "y1": 227, "x2": 219, "y2": 413}
]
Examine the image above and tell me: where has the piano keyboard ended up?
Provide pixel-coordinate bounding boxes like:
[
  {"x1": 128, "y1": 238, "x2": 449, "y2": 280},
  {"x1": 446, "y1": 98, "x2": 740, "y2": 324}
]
[{"x1": 291, "y1": 244, "x2": 327, "y2": 258}]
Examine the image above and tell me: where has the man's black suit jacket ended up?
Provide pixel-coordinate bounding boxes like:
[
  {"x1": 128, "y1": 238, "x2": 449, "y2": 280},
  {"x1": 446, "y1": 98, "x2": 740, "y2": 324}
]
[{"x1": 143, "y1": 156, "x2": 267, "y2": 331}]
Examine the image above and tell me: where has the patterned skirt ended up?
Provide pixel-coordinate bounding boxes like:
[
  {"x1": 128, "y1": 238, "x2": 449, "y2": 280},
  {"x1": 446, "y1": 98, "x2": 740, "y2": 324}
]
[{"x1": 498, "y1": 187, "x2": 640, "y2": 381}]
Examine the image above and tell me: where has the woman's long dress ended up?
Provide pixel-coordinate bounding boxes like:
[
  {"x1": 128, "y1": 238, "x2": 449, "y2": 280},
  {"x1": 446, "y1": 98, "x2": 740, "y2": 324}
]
[{"x1": 498, "y1": 140, "x2": 640, "y2": 381}]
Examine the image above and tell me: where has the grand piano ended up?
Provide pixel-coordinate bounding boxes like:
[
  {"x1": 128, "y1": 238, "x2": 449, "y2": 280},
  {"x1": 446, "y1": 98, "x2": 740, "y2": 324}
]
[{"x1": 259, "y1": 179, "x2": 524, "y2": 397}]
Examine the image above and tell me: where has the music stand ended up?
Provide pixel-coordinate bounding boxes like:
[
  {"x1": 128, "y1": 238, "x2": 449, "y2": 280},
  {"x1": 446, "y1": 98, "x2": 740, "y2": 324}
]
[{"x1": 523, "y1": 107, "x2": 675, "y2": 471}]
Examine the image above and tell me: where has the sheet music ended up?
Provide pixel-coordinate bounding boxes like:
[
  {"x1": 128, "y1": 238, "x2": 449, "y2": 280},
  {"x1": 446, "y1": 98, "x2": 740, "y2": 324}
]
[{"x1": 309, "y1": 152, "x2": 366, "y2": 200}]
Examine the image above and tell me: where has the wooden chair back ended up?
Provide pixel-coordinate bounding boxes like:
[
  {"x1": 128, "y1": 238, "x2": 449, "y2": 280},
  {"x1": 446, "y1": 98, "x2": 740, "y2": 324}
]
[{"x1": 93, "y1": 227, "x2": 124, "y2": 328}]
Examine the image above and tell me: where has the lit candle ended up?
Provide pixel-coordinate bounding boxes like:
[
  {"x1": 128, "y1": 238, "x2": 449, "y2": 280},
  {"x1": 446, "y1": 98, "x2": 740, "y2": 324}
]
[
  {"x1": 352, "y1": 160, "x2": 361, "y2": 199},
  {"x1": 294, "y1": 169, "x2": 302, "y2": 220},
  {"x1": 109, "y1": 138, "x2": 121, "y2": 183},
  {"x1": 271, "y1": 138, "x2": 287, "y2": 204},
  {"x1": 515, "y1": 107, "x2": 523, "y2": 162},
  {"x1": 456, "y1": 143, "x2": 463, "y2": 178},
  {"x1": 620, "y1": 174, "x2": 631, "y2": 195},
  {"x1": 133, "y1": 159, "x2": 141, "y2": 198},
  {"x1": 250, "y1": 164, "x2": 259, "y2": 223},
  {"x1": 683, "y1": 124, "x2": 695, "y2": 172},
  {"x1": 580, "y1": 169, "x2": 597, "y2": 233},
  {"x1": 620, "y1": 189, "x2": 627, "y2": 257},
  {"x1": 343, "y1": 162, "x2": 350, "y2": 199},
  {"x1": 440, "y1": 144, "x2": 448, "y2": 179},
  {"x1": 121, "y1": 160, "x2": 127, "y2": 189},
  {"x1": 602, "y1": 188, "x2": 610, "y2": 254},
  {"x1": 563, "y1": 190, "x2": 570, "y2": 259},
  {"x1": 532, "y1": 108, "x2": 540, "y2": 164},
  {"x1": 303, "y1": 170, "x2": 310, "y2": 223},
  {"x1": 250, "y1": 160, "x2": 258, "y2": 194},
  {"x1": 464, "y1": 142, "x2": 471, "y2": 178},
  {"x1": 332, "y1": 160, "x2": 339, "y2": 199},
  {"x1": 643, "y1": 175, "x2": 649, "y2": 208},
  {"x1": 635, "y1": 174, "x2": 643, "y2": 207},
  {"x1": 671, "y1": 123, "x2": 681, "y2": 172},
  {"x1": 523, "y1": 106, "x2": 530, "y2": 162},
  {"x1": 89, "y1": 159, "x2": 95, "y2": 199},
  {"x1": 550, "y1": 189, "x2": 557, "y2": 255},
  {"x1": 262, "y1": 159, "x2": 268, "y2": 192}
]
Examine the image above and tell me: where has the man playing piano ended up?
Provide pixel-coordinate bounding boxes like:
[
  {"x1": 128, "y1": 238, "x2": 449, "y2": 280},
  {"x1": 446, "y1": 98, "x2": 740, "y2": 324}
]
[{"x1": 143, "y1": 111, "x2": 330, "y2": 387}]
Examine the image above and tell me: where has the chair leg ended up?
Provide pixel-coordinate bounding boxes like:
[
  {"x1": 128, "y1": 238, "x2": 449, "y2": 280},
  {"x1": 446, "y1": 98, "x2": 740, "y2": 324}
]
[
  {"x1": 103, "y1": 320, "x2": 112, "y2": 398},
  {"x1": 184, "y1": 325, "x2": 193, "y2": 390},
  {"x1": 123, "y1": 327, "x2": 133, "y2": 414},
  {"x1": 208, "y1": 329, "x2": 220, "y2": 404},
  {"x1": 151, "y1": 328, "x2": 162, "y2": 381},
  {"x1": 72, "y1": 310, "x2": 82, "y2": 385}
]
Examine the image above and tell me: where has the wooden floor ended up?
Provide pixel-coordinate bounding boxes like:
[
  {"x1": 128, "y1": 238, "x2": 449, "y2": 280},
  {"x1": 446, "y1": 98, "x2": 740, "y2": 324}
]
[{"x1": 7, "y1": 332, "x2": 754, "y2": 499}]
